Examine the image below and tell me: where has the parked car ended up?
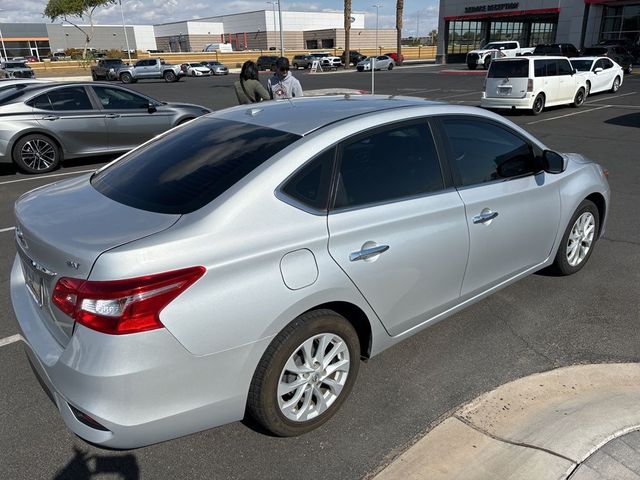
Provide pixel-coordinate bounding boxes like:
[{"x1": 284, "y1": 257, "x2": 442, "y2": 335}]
[
  {"x1": 532, "y1": 43, "x2": 580, "y2": 57},
  {"x1": 51, "y1": 52, "x2": 69, "y2": 61},
  {"x1": 340, "y1": 50, "x2": 366, "y2": 66},
  {"x1": 182, "y1": 62, "x2": 212, "y2": 77},
  {"x1": 570, "y1": 57, "x2": 624, "y2": 96},
  {"x1": 582, "y1": 45, "x2": 634, "y2": 74},
  {"x1": 384, "y1": 52, "x2": 405, "y2": 63},
  {"x1": 201, "y1": 61, "x2": 229, "y2": 75},
  {"x1": 1, "y1": 61, "x2": 35, "y2": 79},
  {"x1": 467, "y1": 41, "x2": 535, "y2": 70},
  {"x1": 0, "y1": 79, "x2": 50, "y2": 95},
  {"x1": 11, "y1": 95, "x2": 609, "y2": 448},
  {"x1": 257, "y1": 55, "x2": 280, "y2": 71},
  {"x1": 482, "y1": 56, "x2": 588, "y2": 115},
  {"x1": 321, "y1": 56, "x2": 342, "y2": 69},
  {"x1": 357, "y1": 55, "x2": 394, "y2": 71},
  {"x1": 117, "y1": 58, "x2": 184, "y2": 83},
  {"x1": 25, "y1": 56, "x2": 39, "y2": 63},
  {"x1": 91, "y1": 58, "x2": 125, "y2": 81},
  {"x1": 292, "y1": 54, "x2": 314, "y2": 69},
  {"x1": 0, "y1": 82, "x2": 211, "y2": 173}
]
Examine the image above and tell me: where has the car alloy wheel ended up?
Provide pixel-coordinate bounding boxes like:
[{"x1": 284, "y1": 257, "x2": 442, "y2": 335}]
[
  {"x1": 247, "y1": 309, "x2": 360, "y2": 436},
  {"x1": 611, "y1": 76, "x2": 621, "y2": 93},
  {"x1": 164, "y1": 71, "x2": 177, "y2": 82},
  {"x1": 13, "y1": 134, "x2": 60, "y2": 173},
  {"x1": 572, "y1": 88, "x2": 585, "y2": 107},
  {"x1": 120, "y1": 72, "x2": 132, "y2": 84},
  {"x1": 626, "y1": 64, "x2": 633, "y2": 74},
  {"x1": 566, "y1": 212, "x2": 596, "y2": 267},
  {"x1": 532, "y1": 94, "x2": 545, "y2": 115}
]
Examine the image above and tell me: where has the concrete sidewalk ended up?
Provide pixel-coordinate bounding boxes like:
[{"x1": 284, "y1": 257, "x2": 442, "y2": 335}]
[{"x1": 374, "y1": 364, "x2": 640, "y2": 480}]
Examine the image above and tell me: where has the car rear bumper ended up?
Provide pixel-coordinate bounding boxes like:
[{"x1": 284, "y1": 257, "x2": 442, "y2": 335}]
[
  {"x1": 481, "y1": 93, "x2": 534, "y2": 109},
  {"x1": 10, "y1": 255, "x2": 271, "y2": 448}
]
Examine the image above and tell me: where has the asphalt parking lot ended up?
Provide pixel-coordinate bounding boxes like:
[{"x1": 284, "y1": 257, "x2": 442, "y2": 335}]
[{"x1": 1, "y1": 64, "x2": 639, "y2": 479}]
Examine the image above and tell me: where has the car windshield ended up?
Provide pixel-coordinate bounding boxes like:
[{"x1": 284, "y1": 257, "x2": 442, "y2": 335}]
[
  {"x1": 570, "y1": 59, "x2": 594, "y2": 71},
  {"x1": 91, "y1": 118, "x2": 302, "y2": 214},
  {"x1": 487, "y1": 59, "x2": 529, "y2": 78},
  {"x1": 4, "y1": 62, "x2": 28, "y2": 68}
]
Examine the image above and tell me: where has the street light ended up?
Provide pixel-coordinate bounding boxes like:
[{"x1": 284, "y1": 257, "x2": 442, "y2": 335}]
[
  {"x1": 266, "y1": 2, "x2": 277, "y2": 51},
  {"x1": 372, "y1": 4, "x2": 382, "y2": 95},
  {"x1": 0, "y1": 9, "x2": 8, "y2": 61},
  {"x1": 118, "y1": 0, "x2": 133, "y2": 64}
]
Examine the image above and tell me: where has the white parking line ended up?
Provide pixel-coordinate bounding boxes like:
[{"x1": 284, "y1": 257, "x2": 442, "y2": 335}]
[
  {"x1": 0, "y1": 334, "x2": 23, "y2": 348},
  {"x1": 585, "y1": 91, "x2": 636, "y2": 104},
  {"x1": 526, "y1": 106, "x2": 611, "y2": 125},
  {"x1": 0, "y1": 226, "x2": 15, "y2": 233},
  {"x1": 0, "y1": 169, "x2": 94, "y2": 186}
]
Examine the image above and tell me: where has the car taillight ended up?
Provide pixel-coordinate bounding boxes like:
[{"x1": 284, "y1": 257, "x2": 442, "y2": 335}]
[
  {"x1": 52, "y1": 266, "x2": 205, "y2": 335},
  {"x1": 527, "y1": 78, "x2": 534, "y2": 92}
]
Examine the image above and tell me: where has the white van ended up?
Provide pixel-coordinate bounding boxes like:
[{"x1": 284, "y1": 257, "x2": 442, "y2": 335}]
[{"x1": 481, "y1": 56, "x2": 587, "y2": 115}]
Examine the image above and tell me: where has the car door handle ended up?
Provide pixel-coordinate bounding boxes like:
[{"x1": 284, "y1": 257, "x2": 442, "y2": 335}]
[
  {"x1": 42, "y1": 115, "x2": 59, "y2": 121},
  {"x1": 473, "y1": 210, "x2": 499, "y2": 224},
  {"x1": 105, "y1": 113, "x2": 121, "y2": 118},
  {"x1": 349, "y1": 245, "x2": 389, "y2": 262}
]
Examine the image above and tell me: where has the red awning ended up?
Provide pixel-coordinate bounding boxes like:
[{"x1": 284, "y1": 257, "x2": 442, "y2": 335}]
[{"x1": 445, "y1": 7, "x2": 560, "y2": 22}]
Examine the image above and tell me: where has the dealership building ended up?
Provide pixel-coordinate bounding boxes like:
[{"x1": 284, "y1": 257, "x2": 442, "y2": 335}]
[{"x1": 437, "y1": 0, "x2": 640, "y2": 62}]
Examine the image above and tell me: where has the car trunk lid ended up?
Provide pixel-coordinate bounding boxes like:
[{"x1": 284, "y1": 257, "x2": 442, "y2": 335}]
[
  {"x1": 14, "y1": 174, "x2": 180, "y2": 346},
  {"x1": 485, "y1": 59, "x2": 530, "y2": 99}
]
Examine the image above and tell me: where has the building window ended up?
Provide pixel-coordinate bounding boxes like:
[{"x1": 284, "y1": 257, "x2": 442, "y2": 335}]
[
  {"x1": 530, "y1": 22, "x2": 556, "y2": 46},
  {"x1": 306, "y1": 39, "x2": 318, "y2": 49},
  {"x1": 447, "y1": 21, "x2": 486, "y2": 54},
  {"x1": 601, "y1": 4, "x2": 640, "y2": 54},
  {"x1": 321, "y1": 39, "x2": 334, "y2": 48},
  {"x1": 489, "y1": 21, "x2": 525, "y2": 43}
]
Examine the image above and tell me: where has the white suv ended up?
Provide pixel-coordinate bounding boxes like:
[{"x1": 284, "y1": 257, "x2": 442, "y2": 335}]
[{"x1": 481, "y1": 56, "x2": 587, "y2": 115}]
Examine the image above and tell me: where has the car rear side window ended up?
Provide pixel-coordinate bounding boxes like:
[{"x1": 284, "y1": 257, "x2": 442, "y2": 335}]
[
  {"x1": 333, "y1": 122, "x2": 444, "y2": 209},
  {"x1": 28, "y1": 87, "x2": 93, "y2": 111},
  {"x1": 281, "y1": 148, "x2": 335, "y2": 211},
  {"x1": 442, "y1": 118, "x2": 536, "y2": 187},
  {"x1": 92, "y1": 118, "x2": 301, "y2": 214},
  {"x1": 488, "y1": 60, "x2": 529, "y2": 78},
  {"x1": 557, "y1": 59, "x2": 573, "y2": 75}
]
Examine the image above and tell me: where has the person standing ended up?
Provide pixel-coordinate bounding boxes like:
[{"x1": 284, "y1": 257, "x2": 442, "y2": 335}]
[
  {"x1": 268, "y1": 57, "x2": 303, "y2": 100},
  {"x1": 235, "y1": 60, "x2": 270, "y2": 105}
]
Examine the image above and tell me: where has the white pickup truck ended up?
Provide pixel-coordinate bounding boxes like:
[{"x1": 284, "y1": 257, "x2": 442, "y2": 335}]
[{"x1": 466, "y1": 41, "x2": 535, "y2": 70}]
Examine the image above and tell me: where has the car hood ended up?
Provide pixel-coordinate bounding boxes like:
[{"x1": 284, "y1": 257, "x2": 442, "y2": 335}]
[
  {"x1": 162, "y1": 102, "x2": 211, "y2": 112},
  {"x1": 468, "y1": 49, "x2": 498, "y2": 55}
]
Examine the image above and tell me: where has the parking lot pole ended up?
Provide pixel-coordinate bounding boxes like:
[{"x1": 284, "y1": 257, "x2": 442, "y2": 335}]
[
  {"x1": 0, "y1": 26, "x2": 8, "y2": 61},
  {"x1": 372, "y1": 4, "x2": 382, "y2": 94},
  {"x1": 119, "y1": 0, "x2": 133, "y2": 64},
  {"x1": 277, "y1": 1, "x2": 284, "y2": 56}
]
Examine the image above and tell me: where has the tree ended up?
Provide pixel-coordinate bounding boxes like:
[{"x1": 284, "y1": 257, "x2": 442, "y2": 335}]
[
  {"x1": 44, "y1": 0, "x2": 116, "y2": 59},
  {"x1": 344, "y1": 0, "x2": 351, "y2": 69},
  {"x1": 395, "y1": 0, "x2": 404, "y2": 65}
]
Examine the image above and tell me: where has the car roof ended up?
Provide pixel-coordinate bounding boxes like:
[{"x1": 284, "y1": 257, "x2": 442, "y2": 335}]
[
  {"x1": 213, "y1": 95, "x2": 441, "y2": 136},
  {"x1": 493, "y1": 56, "x2": 569, "y2": 61}
]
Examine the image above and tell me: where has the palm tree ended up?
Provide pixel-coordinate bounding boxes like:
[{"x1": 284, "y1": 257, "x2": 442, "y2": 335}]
[
  {"x1": 396, "y1": 0, "x2": 404, "y2": 65},
  {"x1": 344, "y1": 0, "x2": 352, "y2": 69}
]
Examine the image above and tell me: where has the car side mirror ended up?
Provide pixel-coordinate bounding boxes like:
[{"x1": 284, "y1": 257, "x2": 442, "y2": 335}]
[
  {"x1": 542, "y1": 150, "x2": 566, "y2": 174},
  {"x1": 594, "y1": 67, "x2": 603, "y2": 74},
  {"x1": 148, "y1": 103, "x2": 157, "y2": 113}
]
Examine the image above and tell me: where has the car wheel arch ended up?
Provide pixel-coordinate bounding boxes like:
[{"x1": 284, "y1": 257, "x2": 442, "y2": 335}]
[
  {"x1": 585, "y1": 192, "x2": 606, "y2": 234},
  {"x1": 10, "y1": 129, "x2": 66, "y2": 160}
]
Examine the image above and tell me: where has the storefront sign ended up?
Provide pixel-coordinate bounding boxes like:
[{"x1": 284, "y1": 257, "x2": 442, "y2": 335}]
[{"x1": 465, "y1": 3, "x2": 519, "y2": 14}]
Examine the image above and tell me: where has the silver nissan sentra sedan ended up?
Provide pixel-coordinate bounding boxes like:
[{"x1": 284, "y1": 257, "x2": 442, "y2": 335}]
[{"x1": 11, "y1": 95, "x2": 610, "y2": 448}]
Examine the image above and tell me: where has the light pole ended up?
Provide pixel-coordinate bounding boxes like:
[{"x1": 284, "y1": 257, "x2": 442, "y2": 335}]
[
  {"x1": 118, "y1": 0, "x2": 133, "y2": 64},
  {"x1": 277, "y1": 1, "x2": 284, "y2": 56},
  {"x1": 372, "y1": 4, "x2": 382, "y2": 95},
  {"x1": 416, "y1": 11, "x2": 420, "y2": 44},
  {"x1": 0, "y1": 9, "x2": 8, "y2": 61},
  {"x1": 266, "y1": 2, "x2": 277, "y2": 51}
]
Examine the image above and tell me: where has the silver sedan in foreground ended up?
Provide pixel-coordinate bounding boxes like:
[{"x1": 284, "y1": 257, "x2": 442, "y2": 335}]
[
  {"x1": 11, "y1": 96, "x2": 609, "y2": 448},
  {"x1": 0, "y1": 82, "x2": 211, "y2": 173}
]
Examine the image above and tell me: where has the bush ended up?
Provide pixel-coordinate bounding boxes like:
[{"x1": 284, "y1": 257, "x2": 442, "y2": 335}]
[{"x1": 105, "y1": 49, "x2": 123, "y2": 59}]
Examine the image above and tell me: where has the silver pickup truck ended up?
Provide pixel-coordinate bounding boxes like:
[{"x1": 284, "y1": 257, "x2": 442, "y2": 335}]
[{"x1": 118, "y1": 58, "x2": 184, "y2": 83}]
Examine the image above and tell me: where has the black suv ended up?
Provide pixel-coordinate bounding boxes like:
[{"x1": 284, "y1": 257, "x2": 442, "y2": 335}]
[
  {"x1": 533, "y1": 43, "x2": 580, "y2": 57},
  {"x1": 292, "y1": 55, "x2": 314, "y2": 69},
  {"x1": 256, "y1": 55, "x2": 279, "y2": 71},
  {"x1": 341, "y1": 50, "x2": 366, "y2": 66},
  {"x1": 582, "y1": 45, "x2": 634, "y2": 74}
]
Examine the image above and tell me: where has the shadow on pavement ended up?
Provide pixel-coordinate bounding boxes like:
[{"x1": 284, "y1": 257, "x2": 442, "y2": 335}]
[
  {"x1": 53, "y1": 446, "x2": 140, "y2": 480},
  {"x1": 604, "y1": 112, "x2": 640, "y2": 128}
]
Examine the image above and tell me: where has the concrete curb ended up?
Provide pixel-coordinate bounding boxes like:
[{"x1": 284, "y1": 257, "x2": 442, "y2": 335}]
[{"x1": 374, "y1": 364, "x2": 640, "y2": 480}]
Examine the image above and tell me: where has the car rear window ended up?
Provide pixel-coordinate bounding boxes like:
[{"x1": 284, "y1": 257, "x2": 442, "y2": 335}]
[
  {"x1": 488, "y1": 60, "x2": 529, "y2": 78},
  {"x1": 91, "y1": 118, "x2": 301, "y2": 214}
]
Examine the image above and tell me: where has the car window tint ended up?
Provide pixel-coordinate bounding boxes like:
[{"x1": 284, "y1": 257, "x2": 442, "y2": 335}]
[
  {"x1": 534, "y1": 59, "x2": 546, "y2": 76},
  {"x1": 489, "y1": 60, "x2": 529, "y2": 78},
  {"x1": 92, "y1": 86, "x2": 149, "y2": 110},
  {"x1": 442, "y1": 119, "x2": 535, "y2": 187},
  {"x1": 92, "y1": 118, "x2": 301, "y2": 214},
  {"x1": 28, "y1": 93, "x2": 53, "y2": 110},
  {"x1": 594, "y1": 59, "x2": 605, "y2": 70},
  {"x1": 281, "y1": 148, "x2": 335, "y2": 211},
  {"x1": 545, "y1": 59, "x2": 558, "y2": 76},
  {"x1": 47, "y1": 87, "x2": 93, "y2": 111},
  {"x1": 557, "y1": 59, "x2": 573, "y2": 75},
  {"x1": 604, "y1": 59, "x2": 613, "y2": 69},
  {"x1": 333, "y1": 122, "x2": 443, "y2": 209}
]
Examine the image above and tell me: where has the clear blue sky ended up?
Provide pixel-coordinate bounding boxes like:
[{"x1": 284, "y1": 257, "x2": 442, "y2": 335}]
[{"x1": 1, "y1": 0, "x2": 440, "y2": 36}]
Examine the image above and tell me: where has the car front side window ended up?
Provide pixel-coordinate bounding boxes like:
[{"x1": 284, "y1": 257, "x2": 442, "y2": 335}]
[
  {"x1": 441, "y1": 118, "x2": 537, "y2": 187},
  {"x1": 92, "y1": 86, "x2": 149, "y2": 110},
  {"x1": 45, "y1": 87, "x2": 93, "y2": 111}
]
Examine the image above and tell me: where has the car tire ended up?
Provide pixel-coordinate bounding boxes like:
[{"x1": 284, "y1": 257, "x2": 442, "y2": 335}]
[
  {"x1": 552, "y1": 199, "x2": 600, "y2": 276},
  {"x1": 164, "y1": 71, "x2": 177, "y2": 82},
  {"x1": 467, "y1": 63, "x2": 477, "y2": 70},
  {"x1": 585, "y1": 81, "x2": 591, "y2": 96},
  {"x1": 388, "y1": 63, "x2": 393, "y2": 70},
  {"x1": 120, "y1": 72, "x2": 133, "y2": 84},
  {"x1": 625, "y1": 64, "x2": 633, "y2": 75},
  {"x1": 483, "y1": 57, "x2": 491, "y2": 69},
  {"x1": 91, "y1": 71, "x2": 98, "y2": 81},
  {"x1": 531, "y1": 93, "x2": 545, "y2": 115},
  {"x1": 12, "y1": 134, "x2": 61, "y2": 174},
  {"x1": 293, "y1": 63, "x2": 299, "y2": 69},
  {"x1": 571, "y1": 88, "x2": 585, "y2": 108},
  {"x1": 610, "y1": 76, "x2": 621, "y2": 93},
  {"x1": 247, "y1": 309, "x2": 360, "y2": 437}
]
